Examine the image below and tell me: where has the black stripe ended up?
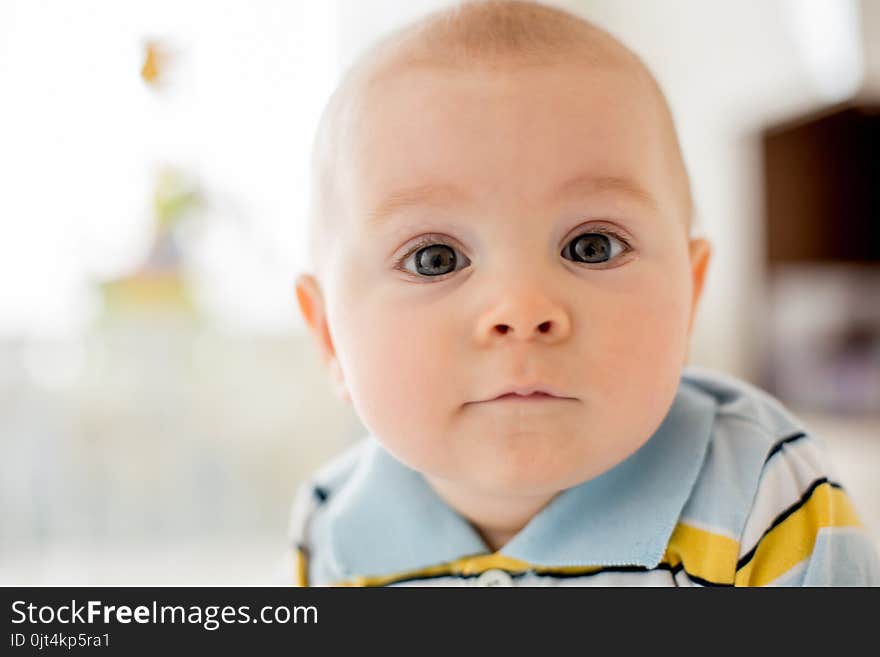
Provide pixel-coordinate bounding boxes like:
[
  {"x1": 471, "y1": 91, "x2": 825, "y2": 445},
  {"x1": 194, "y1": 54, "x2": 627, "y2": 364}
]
[
  {"x1": 763, "y1": 431, "x2": 808, "y2": 466},
  {"x1": 684, "y1": 572, "x2": 733, "y2": 588},
  {"x1": 736, "y1": 477, "x2": 843, "y2": 571},
  {"x1": 374, "y1": 561, "x2": 730, "y2": 587},
  {"x1": 522, "y1": 564, "x2": 659, "y2": 580},
  {"x1": 666, "y1": 562, "x2": 733, "y2": 587}
]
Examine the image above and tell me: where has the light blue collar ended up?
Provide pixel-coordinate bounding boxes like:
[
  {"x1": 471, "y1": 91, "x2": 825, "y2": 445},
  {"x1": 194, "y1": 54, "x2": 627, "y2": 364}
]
[{"x1": 324, "y1": 377, "x2": 717, "y2": 578}]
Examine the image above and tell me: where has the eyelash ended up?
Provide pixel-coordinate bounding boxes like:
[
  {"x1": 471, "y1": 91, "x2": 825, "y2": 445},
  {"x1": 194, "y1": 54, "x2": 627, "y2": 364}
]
[{"x1": 394, "y1": 224, "x2": 632, "y2": 279}]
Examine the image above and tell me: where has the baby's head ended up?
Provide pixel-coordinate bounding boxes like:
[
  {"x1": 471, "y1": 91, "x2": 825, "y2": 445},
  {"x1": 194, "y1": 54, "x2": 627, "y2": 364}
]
[{"x1": 296, "y1": 0, "x2": 711, "y2": 526}]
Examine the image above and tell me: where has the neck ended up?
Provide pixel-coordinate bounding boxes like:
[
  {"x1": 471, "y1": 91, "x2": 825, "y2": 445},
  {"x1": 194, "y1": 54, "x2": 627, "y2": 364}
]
[{"x1": 424, "y1": 475, "x2": 558, "y2": 552}]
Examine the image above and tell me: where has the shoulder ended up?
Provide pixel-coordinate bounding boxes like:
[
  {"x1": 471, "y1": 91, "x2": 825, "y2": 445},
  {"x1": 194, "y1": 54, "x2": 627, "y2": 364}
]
[
  {"x1": 682, "y1": 365, "x2": 807, "y2": 436},
  {"x1": 282, "y1": 437, "x2": 374, "y2": 586},
  {"x1": 680, "y1": 365, "x2": 828, "y2": 528},
  {"x1": 679, "y1": 366, "x2": 880, "y2": 586}
]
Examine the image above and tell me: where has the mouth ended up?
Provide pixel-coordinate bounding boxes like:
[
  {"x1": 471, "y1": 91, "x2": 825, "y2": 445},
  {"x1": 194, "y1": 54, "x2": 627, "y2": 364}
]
[
  {"x1": 477, "y1": 385, "x2": 576, "y2": 404},
  {"x1": 490, "y1": 391, "x2": 569, "y2": 402}
]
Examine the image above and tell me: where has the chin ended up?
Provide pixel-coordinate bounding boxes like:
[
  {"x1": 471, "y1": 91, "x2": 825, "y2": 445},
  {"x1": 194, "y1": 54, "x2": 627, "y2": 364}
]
[
  {"x1": 481, "y1": 439, "x2": 648, "y2": 496},
  {"x1": 468, "y1": 457, "x2": 598, "y2": 498}
]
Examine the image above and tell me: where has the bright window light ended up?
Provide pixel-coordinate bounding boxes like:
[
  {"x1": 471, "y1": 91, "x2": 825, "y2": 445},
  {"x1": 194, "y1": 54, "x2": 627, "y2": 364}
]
[
  {"x1": 783, "y1": 0, "x2": 864, "y2": 102},
  {"x1": 0, "y1": 1, "x2": 337, "y2": 337}
]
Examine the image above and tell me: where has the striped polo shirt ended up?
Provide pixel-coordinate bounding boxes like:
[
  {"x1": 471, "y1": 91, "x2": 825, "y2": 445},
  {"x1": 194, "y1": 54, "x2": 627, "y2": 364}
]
[{"x1": 283, "y1": 366, "x2": 880, "y2": 586}]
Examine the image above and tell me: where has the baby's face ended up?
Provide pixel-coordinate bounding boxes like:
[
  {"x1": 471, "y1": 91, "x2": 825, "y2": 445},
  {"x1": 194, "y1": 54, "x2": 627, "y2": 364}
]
[{"x1": 308, "y1": 59, "x2": 709, "y2": 500}]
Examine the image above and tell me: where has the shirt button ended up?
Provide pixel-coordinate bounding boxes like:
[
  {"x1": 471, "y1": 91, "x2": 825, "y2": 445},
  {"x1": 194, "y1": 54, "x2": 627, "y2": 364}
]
[{"x1": 475, "y1": 569, "x2": 513, "y2": 587}]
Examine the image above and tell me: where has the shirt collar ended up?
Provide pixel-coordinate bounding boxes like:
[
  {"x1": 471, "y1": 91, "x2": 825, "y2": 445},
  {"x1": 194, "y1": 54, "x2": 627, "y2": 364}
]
[{"x1": 323, "y1": 376, "x2": 717, "y2": 579}]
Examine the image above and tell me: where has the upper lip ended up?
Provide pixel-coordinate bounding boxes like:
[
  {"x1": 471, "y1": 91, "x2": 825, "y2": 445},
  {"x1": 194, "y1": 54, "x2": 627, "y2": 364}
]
[{"x1": 483, "y1": 384, "x2": 574, "y2": 402}]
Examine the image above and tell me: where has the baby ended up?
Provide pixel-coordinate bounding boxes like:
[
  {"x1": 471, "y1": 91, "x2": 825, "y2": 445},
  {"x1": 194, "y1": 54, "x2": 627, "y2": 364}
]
[{"x1": 286, "y1": 0, "x2": 880, "y2": 586}]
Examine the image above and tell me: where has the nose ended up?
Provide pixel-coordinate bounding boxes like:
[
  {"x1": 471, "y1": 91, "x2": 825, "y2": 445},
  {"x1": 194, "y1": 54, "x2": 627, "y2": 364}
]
[{"x1": 475, "y1": 284, "x2": 571, "y2": 345}]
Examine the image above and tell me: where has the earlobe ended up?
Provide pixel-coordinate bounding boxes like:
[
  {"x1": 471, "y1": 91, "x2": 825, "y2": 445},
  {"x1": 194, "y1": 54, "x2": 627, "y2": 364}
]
[{"x1": 329, "y1": 357, "x2": 351, "y2": 403}]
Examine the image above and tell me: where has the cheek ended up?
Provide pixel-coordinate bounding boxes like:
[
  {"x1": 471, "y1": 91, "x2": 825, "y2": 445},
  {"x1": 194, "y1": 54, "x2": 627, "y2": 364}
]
[
  {"x1": 585, "y1": 266, "x2": 692, "y2": 421},
  {"x1": 604, "y1": 278, "x2": 689, "y2": 367},
  {"x1": 332, "y1": 293, "x2": 460, "y2": 459}
]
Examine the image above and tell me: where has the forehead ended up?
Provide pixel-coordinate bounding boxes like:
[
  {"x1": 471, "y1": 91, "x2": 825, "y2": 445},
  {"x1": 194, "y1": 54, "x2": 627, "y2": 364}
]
[{"x1": 341, "y1": 59, "x2": 681, "y2": 228}]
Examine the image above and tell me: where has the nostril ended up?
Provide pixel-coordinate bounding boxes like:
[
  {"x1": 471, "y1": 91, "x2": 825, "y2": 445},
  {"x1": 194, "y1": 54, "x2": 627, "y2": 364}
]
[{"x1": 494, "y1": 323, "x2": 553, "y2": 335}]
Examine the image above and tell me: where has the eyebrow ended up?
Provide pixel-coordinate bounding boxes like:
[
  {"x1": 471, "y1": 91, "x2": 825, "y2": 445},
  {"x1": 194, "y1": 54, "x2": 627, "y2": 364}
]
[
  {"x1": 555, "y1": 174, "x2": 659, "y2": 212},
  {"x1": 365, "y1": 174, "x2": 657, "y2": 227},
  {"x1": 366, "y1": 183, "x2": 470, "y2": 228}
]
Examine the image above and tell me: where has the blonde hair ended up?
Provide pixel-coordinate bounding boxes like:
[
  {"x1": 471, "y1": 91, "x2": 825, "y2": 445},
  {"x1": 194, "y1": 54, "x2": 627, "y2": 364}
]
[{"x1": 304, "y1": 0, "x2": 693, "y2": 283}]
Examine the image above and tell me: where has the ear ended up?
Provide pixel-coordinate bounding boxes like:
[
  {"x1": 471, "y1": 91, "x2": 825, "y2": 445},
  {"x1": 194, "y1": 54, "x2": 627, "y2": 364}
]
[
  {"x1": 295, "y1": 273, "x2": 350, "y2": 403},
  {"x1": 686, "y1": 238, "x2": 712, "y2": 337}
]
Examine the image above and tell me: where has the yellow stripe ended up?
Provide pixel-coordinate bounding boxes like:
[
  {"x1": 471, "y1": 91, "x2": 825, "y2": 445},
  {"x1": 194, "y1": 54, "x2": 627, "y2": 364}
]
[
  {"x1": 663, "y1": 523, "x2": 739, "y2": 585},
  {"x1": 734, "y1": 484, "x2": 861, "y2": 587},
  {"x1": 333, "y1": 552, "x2": 609, "y2": 587},
  {"x1": 294, "y1": 547, "x2": 309, "y2": 587},
  {"x1": 335, "y1": 553, "x2": 530, "y2": 587}
]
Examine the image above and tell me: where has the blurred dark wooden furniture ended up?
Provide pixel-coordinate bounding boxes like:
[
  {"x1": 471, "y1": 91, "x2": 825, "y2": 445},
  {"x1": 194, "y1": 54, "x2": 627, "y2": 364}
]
[{"x1": 763, "y1": 103, "x2": 879, "y2": 265}]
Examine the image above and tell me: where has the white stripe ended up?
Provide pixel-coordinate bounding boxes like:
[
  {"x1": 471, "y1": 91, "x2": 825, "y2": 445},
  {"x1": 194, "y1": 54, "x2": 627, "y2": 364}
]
[
  {"x1": 677, "y1": 515, "x2": 738, "y2": 542},
  {"x1": 674, "y1": 569, "x2": 704, "y2": 587}
]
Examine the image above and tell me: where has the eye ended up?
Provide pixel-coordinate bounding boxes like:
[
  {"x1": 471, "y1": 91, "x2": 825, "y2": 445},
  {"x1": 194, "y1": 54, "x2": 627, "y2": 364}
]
[
  {"x1": 397, "y1": 238, "x2": 471, "y2": 278},
  {"x1": 561, "y1": 230, "x2": 628, "y2": 264}
]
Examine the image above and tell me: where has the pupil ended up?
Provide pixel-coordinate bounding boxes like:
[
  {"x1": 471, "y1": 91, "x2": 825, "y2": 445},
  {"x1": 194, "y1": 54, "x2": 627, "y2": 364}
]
[
  {"x1": 574, "y1": 234, "x2": 610, "y2": 262},
  {"x1": 416, "y1": 245, "x2": 456, "y2": 275}
]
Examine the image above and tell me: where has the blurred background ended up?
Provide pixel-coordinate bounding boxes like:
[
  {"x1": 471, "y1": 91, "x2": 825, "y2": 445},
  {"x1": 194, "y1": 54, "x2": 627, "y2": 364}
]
[{"x1": 1, "y1": 0, "x2": 878, "y2": 584}]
